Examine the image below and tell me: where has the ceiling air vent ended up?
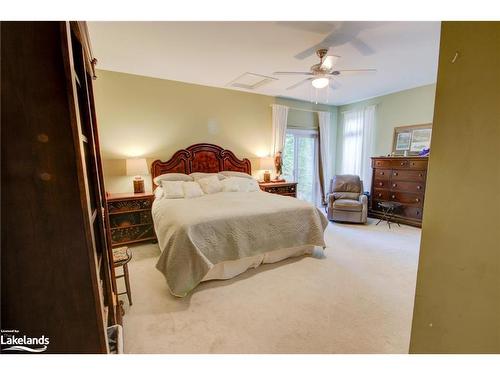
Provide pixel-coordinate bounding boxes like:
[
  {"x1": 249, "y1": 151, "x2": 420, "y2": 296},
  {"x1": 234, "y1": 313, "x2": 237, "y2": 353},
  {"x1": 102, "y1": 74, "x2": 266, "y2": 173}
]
[{"x1": 227, "y1": 72, "x2": 277, "y2": 90}]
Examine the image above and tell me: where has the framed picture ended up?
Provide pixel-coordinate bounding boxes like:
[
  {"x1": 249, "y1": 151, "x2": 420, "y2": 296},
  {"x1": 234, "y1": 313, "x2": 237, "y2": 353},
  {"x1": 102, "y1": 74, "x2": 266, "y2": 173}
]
[
  {"x1": 410, "y1": 128, "x2": 432, "y2": 152},
  {"x1": 395, "y1": 132, "x2": 411, "y2": 151},
  {"x1": 392, "y1": 123, "x2": 432, "y2": 155}
]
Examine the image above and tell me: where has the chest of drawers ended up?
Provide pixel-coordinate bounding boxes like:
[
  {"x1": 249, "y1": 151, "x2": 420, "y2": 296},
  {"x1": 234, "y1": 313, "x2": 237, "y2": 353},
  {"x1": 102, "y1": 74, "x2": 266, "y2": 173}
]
[{"x1": 369, "y1": 156, "x2": 428, "y2": 227}]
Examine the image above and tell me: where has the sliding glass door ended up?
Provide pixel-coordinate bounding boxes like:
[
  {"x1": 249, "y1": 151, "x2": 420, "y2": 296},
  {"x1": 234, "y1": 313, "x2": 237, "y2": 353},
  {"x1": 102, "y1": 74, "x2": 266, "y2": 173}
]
[{"x1": 282, "y1": 129, "x2": 318, "y2": 204}]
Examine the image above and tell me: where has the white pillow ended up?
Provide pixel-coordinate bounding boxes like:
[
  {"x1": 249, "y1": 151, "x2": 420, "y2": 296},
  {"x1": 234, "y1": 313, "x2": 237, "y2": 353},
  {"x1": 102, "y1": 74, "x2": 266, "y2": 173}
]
[
  {"x1": 219, "y1": 171, "x2": 253, "y2": 179},
  {"x1": 154, "y1": 173, "x2": 193, "y2": 185},
  {"x1": 247, "y1": 178, "x2": 260, "y2": 192},
  {"x1": 162, "y1": 181, "x2": 184, "y2": 199},
  {"x1": 190, "y1": 172, "x2": 226, "y2": 181},
  {"x1": 154, "y1": 187, "x2": 164, "y2": 200},
  {"x1": 221, "y1": 178, "x2": 240, "y2": 192},
  {"x1": 221, "y1": 177, "x2": 259, "y2": 192},
  {"x1": 197, "y1": 175, "x2": 223, "y2": 194},
  {"x1": 183, "y1": 181, "x2": 204, "y2": 199}
]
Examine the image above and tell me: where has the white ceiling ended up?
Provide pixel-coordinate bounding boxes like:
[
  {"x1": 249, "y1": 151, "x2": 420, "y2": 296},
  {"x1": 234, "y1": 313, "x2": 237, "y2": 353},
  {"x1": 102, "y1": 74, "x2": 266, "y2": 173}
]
[{"x1": 88, "y1": 21, "x2": 441, "y2": 106}]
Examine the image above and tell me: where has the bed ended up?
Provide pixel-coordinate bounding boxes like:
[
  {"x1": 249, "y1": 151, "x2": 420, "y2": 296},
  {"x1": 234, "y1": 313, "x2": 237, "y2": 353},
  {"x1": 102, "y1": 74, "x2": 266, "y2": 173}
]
[{"x1": 151, "y1": 143, "x2": 328, "y2": 297}]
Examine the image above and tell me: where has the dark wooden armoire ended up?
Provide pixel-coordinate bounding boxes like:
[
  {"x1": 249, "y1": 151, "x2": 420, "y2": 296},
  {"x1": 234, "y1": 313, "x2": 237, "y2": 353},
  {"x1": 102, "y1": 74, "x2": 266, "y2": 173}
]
[{"x1": 1, "y1": 22, "x2": 120, "y2": 353}]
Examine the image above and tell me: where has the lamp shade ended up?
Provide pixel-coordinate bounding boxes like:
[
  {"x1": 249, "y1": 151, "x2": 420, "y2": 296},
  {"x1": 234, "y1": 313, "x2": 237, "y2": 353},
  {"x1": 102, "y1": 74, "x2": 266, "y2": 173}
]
[
  {"x1": 126, "y1": 158, "x2": 149, "y2": 176},
  {"x1": 257, "y1": 157, "x2": 274, "y2": 171}
]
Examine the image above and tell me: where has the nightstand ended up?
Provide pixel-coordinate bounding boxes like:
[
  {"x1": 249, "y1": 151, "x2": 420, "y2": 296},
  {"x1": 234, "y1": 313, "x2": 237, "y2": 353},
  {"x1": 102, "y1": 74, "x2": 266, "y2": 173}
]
[
  {"x1": 106, "y1": 192, "x2": 156, "y2": 247},
  {"x1": 259, "y1": 181, "x2": 297, "y2": 197}
]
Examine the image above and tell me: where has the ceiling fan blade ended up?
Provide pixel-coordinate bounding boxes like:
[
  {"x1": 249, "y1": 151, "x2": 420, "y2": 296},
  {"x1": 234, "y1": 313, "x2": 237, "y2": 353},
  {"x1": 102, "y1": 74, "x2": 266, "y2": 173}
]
[
  {"x1": 294, "y1": 44, "x2": 323, "y2": 60},
  {"x1": 273, "y1": 71, "x2": 313, "y2": 76},
  {"x1": 295, "y1": 21, "x2": 381, "y2": 60},
  {"x1": 287, "y1": 78, "x2": 313, "y2": 90},
  {"x1": 334, "y1": 69, "x2": 377, "y2": 75},
  {"x1": 328, "y1": 22, "x2": 376, "y2": 56},
  {"x1": 320, "y1": 55, "x2": 340, "y2": 71},
  {"x1": 350, "y1": 37, "x2": 376, "y2": 56},
  {"x1": 275, "y1": 21, "x2": 338, "y2": 35},
  {"x1": 296, "y1": 27, "x2": 345, "y2": 59}
]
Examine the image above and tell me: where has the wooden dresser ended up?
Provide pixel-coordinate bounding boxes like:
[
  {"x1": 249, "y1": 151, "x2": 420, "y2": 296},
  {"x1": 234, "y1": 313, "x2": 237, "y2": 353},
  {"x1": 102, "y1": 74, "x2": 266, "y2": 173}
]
[
  {"x1": 106, "y1": 193, "x2": 156, "y2": 247},
  {"x1": 369, "y1": 156, "x2": 429, "y2": 227},
  {"x1": 259, "y1": 181, "x2": 297, "y2": 197}
]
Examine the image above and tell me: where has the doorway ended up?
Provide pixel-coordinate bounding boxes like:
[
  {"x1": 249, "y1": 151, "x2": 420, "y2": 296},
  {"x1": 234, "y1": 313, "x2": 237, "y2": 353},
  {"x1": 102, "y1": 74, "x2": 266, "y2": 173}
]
[{"x1": 282, "y1": 129, "x2": 319, "y2": 204}]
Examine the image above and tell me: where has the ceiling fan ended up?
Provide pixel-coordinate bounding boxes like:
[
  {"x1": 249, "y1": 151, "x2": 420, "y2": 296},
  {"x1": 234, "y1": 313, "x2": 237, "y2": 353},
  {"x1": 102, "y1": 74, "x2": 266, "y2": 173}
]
[
  {"x1": 274, "y1": 48, "x2": 376, "y2": 90},
  {"x1": 275, "y1": 21, "x2": 386, "y2": 59}
]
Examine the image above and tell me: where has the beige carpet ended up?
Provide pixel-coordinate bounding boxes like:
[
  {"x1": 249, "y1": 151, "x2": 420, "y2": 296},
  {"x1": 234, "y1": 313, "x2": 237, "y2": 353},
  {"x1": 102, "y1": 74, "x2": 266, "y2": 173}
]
[{"x1": 118, "y1": 218, "x2": 421, "y2": 353}]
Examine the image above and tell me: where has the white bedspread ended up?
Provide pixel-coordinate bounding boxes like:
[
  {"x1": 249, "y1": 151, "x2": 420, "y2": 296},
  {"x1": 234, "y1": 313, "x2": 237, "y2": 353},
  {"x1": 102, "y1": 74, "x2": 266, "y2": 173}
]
[{"x1": 152, "y1": 191, "x2": 328, "y2": 297}]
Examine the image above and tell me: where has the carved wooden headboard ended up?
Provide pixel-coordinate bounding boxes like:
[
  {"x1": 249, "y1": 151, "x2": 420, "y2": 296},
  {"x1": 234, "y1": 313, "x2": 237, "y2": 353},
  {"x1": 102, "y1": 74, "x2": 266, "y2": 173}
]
[{"x1": 151, "y1": 143, "x2": 252, "y2": 188}]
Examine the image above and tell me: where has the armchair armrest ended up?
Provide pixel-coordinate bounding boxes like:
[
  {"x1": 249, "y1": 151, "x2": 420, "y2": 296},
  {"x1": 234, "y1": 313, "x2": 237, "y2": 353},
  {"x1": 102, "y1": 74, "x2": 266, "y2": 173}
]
[
  {"x1": 327, "y1": 192, "x2": 336, "y2": 206},
  {"x1": 359, "y1": 194, "x2": 368, "y2": 205},
  {"x1": 359, "y1": 193, "x2": 368, "y2": 223}
]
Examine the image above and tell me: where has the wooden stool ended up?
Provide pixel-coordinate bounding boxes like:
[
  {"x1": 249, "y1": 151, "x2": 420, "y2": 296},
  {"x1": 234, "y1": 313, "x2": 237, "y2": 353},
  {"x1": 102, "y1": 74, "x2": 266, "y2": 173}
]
[{"x1": 112, "y1": 246, "x2": 133, "y2": 307}]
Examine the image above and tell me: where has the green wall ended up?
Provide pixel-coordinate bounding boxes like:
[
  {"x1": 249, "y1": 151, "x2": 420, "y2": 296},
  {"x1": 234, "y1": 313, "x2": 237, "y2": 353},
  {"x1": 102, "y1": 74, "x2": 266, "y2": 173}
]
[
  {"x1": 275, "y1": 96, "x2": 338, "y2": 130},
  {"x1": 93, "y1": 70, "x2": 337, "y2": 193},
  {"x1": 336, "y1": 84, "x2": 436, "y2": 173},
  {"x1": 410, "y1": 22, "x2": 500, "y2": 353},
  {"x1": 94, "y1": 70, "x2": 435, "y2": 195},
  {"x1": 276, "y1": 96, "x2": 339, "y2": 173}
]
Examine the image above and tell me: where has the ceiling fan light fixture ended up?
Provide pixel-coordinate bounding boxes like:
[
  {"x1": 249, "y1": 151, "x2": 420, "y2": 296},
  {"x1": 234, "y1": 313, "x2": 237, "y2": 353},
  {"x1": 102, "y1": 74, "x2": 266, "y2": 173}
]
[{"x1": 311, "y1": 77, "x2": 329, "y2": 89}]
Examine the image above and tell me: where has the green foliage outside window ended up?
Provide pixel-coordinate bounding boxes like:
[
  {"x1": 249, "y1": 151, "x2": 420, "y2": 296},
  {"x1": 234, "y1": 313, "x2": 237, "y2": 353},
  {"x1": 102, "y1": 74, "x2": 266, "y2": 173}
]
[{"x1": 282, "y1": 133, "x2": 316, "y2": 203}]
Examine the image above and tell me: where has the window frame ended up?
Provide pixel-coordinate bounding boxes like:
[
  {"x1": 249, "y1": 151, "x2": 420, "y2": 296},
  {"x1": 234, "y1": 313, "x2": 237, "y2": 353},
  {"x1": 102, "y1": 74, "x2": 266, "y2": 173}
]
[{"x1": 283, "y1": 128, "x2": 319, "y2": 204}]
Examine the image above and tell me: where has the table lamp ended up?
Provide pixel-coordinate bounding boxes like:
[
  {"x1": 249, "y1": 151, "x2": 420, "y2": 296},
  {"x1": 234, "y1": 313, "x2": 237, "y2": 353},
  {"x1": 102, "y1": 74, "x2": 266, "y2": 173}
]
[
  {"x1": 126, "y1": 158, "x2": 149, "y2": 193},
  {"x1": 258, "y1": 157, "x2": 274, "y2": 183}
]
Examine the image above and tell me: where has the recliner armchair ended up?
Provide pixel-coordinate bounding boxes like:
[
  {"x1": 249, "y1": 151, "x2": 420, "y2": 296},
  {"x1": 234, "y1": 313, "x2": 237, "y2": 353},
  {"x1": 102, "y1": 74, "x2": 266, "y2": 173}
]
[{"x1": 327, "y1": 175, "x2": 368, "y2": 223}]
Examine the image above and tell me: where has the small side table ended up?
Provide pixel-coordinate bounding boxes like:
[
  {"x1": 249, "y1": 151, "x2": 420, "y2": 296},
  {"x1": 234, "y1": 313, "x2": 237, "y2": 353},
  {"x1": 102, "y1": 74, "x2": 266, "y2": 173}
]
[
  {"x1": 112, "y1": 247, "x2": 133, "y2": 312},
  {"x1": 376, "y1": 201, "x2": 403, "y2": 228},
  {"x1": 106, "y1": 192, "x2": 156, "y2": 247},
  {"x1": 258, "y1": 181, "x2": 297, "y2": 197}
]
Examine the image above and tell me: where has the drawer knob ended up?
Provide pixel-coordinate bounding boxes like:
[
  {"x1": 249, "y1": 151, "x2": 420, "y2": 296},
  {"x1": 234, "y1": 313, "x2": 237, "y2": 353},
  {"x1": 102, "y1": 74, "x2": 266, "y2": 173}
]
[
  {"x1": 380, "y1": 172, "x2": 384, "y2": 175},
  {"x1": 415, "y1": 198, "x2": 420, "y2": 202},
  {"x1": 391, "y1": 195, "x2": 396, "y2": 199},
  {"x1": 392, "y1": 183, "x2": 397, "y2": 188},
  {"x1": 379, "y1": 182, "x2": 383, "y2": 186},
  {"x1": 394, "y1": 172, "x2": 398, "y2": 176},
  {"x1": 417, "y1": 185, "x2": 422, "y2": 190},
  {"x1": 378, "y1": 193, "x2": 382, "y2": 197},
  {"x1": 400, "y1": 162, "x2": 405, "y2": 166},
  {"x1": 419, "y1": 173, "x2": 423, "y2": 177}
]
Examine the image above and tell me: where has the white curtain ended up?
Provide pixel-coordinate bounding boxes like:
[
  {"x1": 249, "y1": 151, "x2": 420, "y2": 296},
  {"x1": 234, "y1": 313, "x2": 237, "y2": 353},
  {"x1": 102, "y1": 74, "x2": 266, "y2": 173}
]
[
  {"x1": 341, "y1": 105, "x2": 376, "y2": 192},
  {"x1": 361, "y1": 105, "x2": 376, "y2": 192},
  {"x1": 341, "y1": 110, "x2": 364, "y2": 175},
  {"x1": 271, "y1": 104, "x2": 289, "y2": 156},
  {"x1": 317, "y1": 111, "x2": 331, "y2": 205}
]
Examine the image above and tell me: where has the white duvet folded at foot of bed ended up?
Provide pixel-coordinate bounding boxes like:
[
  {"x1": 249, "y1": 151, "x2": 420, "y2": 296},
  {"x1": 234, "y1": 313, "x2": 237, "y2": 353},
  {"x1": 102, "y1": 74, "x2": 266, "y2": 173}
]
[{"x1": 201, "y1": 245, "x2": 315, "y2": 281}]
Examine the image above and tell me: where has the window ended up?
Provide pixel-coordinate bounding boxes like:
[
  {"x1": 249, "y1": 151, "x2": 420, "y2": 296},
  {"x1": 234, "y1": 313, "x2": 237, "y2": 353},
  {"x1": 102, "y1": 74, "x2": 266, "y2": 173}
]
[
  {"x1": 341, "y1": 110, "x2": 364, "y2": 175},
  {"x1": 340, "y1": 106, "x2": 376, "y2": 191},
  {"x1": 282, "y1": 129, "x2": 318, "y2": 204}
]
